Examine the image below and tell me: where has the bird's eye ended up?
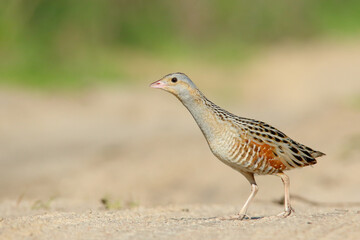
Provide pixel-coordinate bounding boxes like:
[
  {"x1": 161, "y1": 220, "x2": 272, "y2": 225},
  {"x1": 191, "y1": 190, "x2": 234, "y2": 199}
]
[{"x1": 171, "y1": 77, "x2": 177, "y2": 83}]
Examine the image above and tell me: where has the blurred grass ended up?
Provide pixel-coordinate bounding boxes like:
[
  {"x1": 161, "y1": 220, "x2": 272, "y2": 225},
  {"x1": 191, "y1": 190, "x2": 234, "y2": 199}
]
[
  {"x1": 100, "y1": 196, "x2": 139, "y2": 210},
  {"x1": 0, "y1": 0, "x2": 360, "y2": 90}
]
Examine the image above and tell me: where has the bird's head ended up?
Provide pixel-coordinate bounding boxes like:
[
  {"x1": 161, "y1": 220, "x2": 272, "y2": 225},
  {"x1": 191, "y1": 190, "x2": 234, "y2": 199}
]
[{"x1": 150, "y1": 72, "x2": 198, "y2": 101}]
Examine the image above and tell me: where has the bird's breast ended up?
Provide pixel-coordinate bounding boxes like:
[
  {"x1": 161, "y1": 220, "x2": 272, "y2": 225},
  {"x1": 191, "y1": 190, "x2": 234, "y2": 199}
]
[{"x1": 207, "y1": 124, "x2": 240, "y2": 160}]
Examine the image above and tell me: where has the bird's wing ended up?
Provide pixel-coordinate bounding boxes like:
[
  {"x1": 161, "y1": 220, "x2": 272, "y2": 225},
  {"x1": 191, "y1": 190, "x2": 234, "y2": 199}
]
[{"x1": 230, "y1": 116, "x2": 324, "y2": 170}]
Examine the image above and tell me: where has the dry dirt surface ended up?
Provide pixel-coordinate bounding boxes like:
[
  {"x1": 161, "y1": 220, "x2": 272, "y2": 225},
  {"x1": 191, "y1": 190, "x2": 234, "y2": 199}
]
[
  {"x1": 1, "y1": 40, "x2": 360, "y2": 239},
  {"x1": 1, "y1": 201, "x2": 359, "y2": 240}
]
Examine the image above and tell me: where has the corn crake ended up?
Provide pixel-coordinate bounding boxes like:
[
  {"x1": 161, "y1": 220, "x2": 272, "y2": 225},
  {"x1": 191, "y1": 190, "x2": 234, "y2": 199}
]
[{"x1": 150, "y1": 72, "x2": 325, "y2": 220}]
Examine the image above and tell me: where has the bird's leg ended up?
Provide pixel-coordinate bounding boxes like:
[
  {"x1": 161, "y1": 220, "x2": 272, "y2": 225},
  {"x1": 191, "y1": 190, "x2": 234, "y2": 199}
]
[
  {"x1": 219, "y1": 172, "x2": 258, "y2": 220},
  {"x1": 276, "y1": 172, "x2": 294, "y2": 217},
  {"x1": 237, "y1": 183, "x2": 258, "y2": 220}
]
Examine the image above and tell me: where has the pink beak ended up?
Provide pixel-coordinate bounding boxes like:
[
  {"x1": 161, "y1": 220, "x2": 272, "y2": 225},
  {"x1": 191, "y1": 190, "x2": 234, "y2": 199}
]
[{"x1": 150, "y1": 80, "x2": 166, "y2": 89}]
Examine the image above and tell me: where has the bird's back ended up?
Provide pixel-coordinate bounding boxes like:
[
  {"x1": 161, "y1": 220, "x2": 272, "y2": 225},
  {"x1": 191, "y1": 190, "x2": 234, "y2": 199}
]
[{"x1": 201, "y1": 98, "x2": 325, "y2": 175}]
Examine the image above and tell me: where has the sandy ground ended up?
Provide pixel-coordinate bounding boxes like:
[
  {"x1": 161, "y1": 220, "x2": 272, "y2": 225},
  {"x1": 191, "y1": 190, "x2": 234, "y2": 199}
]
[
  {"x1": 1, "y1": 201, "x2": 359, "y2": 240},
  {"x1": 1, "y1": 40, "x2": 360, "y2": 239}
]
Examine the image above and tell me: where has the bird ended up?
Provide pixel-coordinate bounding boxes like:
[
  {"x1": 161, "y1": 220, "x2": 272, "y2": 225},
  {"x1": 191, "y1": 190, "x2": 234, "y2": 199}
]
[{"x1": 150, "y1": 72, "x2": 325, "y2": 220}]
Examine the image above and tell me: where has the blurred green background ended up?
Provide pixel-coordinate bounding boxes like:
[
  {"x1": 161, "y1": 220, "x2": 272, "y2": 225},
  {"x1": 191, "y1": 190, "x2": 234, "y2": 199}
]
[{"x1": 1, "y1": 0, "x2": 360, "y2": 89}]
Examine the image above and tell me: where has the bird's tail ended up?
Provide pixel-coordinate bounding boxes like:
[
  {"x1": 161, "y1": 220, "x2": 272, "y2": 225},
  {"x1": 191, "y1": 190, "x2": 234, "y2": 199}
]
[
  {"x1": 311, "y1": 150, "x2": 325, "y2": 158},
  {"x1": 298, "y1": 143, "x2": 325, "y2": 158}
]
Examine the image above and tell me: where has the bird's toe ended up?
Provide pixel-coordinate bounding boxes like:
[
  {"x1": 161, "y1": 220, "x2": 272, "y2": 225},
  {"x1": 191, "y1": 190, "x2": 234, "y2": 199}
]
[{"x1": 277, "y1": 208, "x2": 295, "y2": 218}]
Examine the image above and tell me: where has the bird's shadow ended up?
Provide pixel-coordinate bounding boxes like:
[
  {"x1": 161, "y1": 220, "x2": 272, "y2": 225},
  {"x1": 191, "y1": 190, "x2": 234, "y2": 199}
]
[
  {"x1": 170, "y1": 215, "x2": 264, "y2": 222},
  {"x1": 214, "y1": 216, "x2": 264, "y2": 221}
]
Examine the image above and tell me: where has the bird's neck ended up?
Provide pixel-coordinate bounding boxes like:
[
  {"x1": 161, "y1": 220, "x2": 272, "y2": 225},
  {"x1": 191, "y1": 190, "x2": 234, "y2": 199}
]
[{"x1": 179, "y1": 90, "x2": 222, "y2": 142}]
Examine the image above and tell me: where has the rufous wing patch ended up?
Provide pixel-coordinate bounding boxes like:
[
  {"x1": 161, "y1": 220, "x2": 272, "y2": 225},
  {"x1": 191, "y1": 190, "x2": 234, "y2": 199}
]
[
  {"x1": 268, "y1": 159, "x2": 287, "y2": 170},
  {"x1": 250, "y1": 140, "x2": 287, "y2": 171}
]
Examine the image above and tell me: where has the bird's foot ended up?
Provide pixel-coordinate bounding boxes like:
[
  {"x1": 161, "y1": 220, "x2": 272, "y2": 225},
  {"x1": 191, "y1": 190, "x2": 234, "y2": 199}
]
[
  {"x1": 217, "y1": 213, "x2": 250, "y2": 221},
  {"x1": 277, "y1": 207, "x2": 295, "y2": 218}
]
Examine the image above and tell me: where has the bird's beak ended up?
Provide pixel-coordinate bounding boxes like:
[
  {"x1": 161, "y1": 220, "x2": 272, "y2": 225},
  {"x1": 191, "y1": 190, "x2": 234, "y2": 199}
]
[{"x1": 150, "y1": 80, "x2": 166, "y2": 89}]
